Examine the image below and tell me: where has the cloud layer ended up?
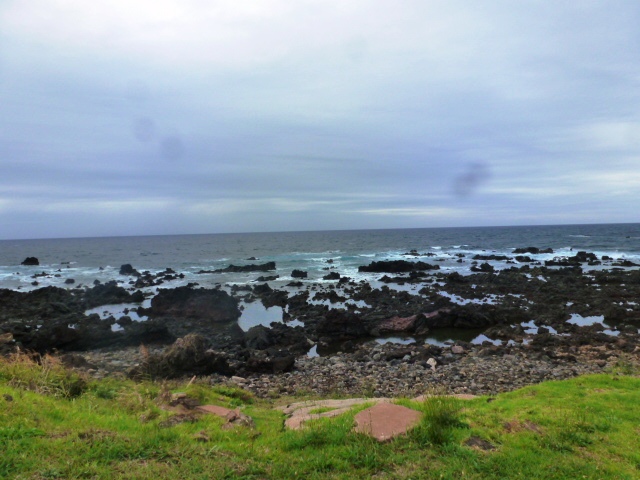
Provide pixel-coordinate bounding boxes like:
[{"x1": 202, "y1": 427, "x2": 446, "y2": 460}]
[{"x1": 1, "y1": 1, "x2": 639, "y2": 239}]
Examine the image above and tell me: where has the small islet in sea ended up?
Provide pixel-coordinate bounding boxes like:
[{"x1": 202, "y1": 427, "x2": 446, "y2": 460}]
[{"x1": 1, "y1": 223, "x2": 639, "y2": 398}]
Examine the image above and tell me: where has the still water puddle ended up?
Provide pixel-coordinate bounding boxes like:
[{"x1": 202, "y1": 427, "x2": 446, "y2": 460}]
[
  {"x1": 567, "y1": 313, "x2": 605, "y2": 326},
  {"x1": 85, "y1": 302, "x2": 149, "y2": 322},
  {"x1": 238, "y1": 302, "x2": 285, "y2": 331}
]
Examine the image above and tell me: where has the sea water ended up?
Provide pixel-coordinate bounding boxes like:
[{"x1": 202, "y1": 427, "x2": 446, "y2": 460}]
[{"x1": 1, "y1": 223, "x2": 639, "y2": 292}]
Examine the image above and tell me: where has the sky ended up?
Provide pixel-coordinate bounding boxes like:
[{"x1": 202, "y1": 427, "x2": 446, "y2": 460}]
[{"x1": 1, "y1": 1, "x2": 639, "y2": 240}]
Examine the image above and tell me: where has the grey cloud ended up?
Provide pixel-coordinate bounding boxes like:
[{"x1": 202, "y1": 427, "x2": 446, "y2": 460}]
[{"x1": 1, "y1": 2, "x2": 640, "y2": 238}]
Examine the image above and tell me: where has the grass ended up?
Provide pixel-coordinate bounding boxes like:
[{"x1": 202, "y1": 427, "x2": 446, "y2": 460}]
[{"x1": 1, "y1": 352, "x2": 639, "y2": 479}]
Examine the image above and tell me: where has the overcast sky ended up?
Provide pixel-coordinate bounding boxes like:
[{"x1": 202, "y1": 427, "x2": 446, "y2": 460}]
[{"x1": 1, "y1": 1, "x2": 639, "y2": 239}]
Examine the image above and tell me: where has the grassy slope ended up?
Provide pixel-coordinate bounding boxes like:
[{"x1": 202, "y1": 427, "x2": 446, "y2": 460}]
[{"x1": 1, "y1": 355, "x2": 639, "y2": 479}]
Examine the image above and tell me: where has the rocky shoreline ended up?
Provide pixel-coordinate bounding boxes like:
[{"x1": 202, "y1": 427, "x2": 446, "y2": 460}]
[{"x1": 2, "y1": 249, "x2": 639, "y2": 398}]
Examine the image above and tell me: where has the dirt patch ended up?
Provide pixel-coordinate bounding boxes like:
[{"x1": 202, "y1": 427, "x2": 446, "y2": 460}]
[{"x1": 464, "y1": 435, "x2": 496, "y2": 451}]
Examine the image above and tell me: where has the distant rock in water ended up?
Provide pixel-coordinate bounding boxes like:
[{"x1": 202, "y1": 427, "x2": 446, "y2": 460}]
[
  {"x1": 119, "y1": 264, "x2": 140, "y2": 276},
  {"x1": 291, "y1": 270, "x2": 308, "y2": 278},
  {"x1": 255, "y1": 275, "x2": 279, "y2": 282},
  {"x1": 358, "y1": 260, "x2": 440, "y2": 273},
  {"x1": 204, "y1": 262, "x2": 276, "y2": 273},
  {"x1": 471, "y1": 262, "x2": 495, "y2": 273},
  {"x1": 545, "y1": 251, "x2": 599, "y2": 266},
  {"x1": 512, "y1": 247, "x2": 553, "y2": 254},
  {"x1": 472, "y1": 254, "x2": 509, "y2": 261},
  {"x1": 322, "y1": 272, "x2": 341, "y2": 281},
  {"x1": 21, "y1": 257, "x2": 39, "y2": 266}
]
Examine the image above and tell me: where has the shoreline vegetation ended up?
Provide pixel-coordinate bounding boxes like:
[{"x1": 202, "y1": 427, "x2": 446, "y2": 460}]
[{"x1": 1, "y1": 351, "x2": 639, "y2": 479}]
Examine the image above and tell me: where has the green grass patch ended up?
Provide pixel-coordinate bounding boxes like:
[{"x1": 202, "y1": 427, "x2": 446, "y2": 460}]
[{"x1": 1, "y1": 352, "x2": 639, "y2": 479}]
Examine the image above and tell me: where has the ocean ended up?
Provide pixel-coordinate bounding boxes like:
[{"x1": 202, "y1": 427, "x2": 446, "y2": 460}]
[
  {"x1": 2, "y1": 223, "x2": 639, "y2": 347},
  {"x1": 1, "y1": 223, "x2": 639, "y2": 293}
]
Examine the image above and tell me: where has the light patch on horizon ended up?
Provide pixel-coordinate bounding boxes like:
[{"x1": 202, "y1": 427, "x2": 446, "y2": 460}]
[
  {"x1": 355, "y1": 207, "x2": 465, "y2": 218},
  {"x1": 40, "y1": 199, "x2": 175, "y2": 214},
  {"x1": 578, "y1": 121, "x2": 640, "y2": 151}
]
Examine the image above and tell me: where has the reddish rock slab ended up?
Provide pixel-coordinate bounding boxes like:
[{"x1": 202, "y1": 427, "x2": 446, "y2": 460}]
[
  {"x1": 196, "y1": 405, "x2": 255, "y2": 429},
  {"x1": 353, "y1": 403, "x2": 422, "y2": 442},
  {"x1": 196, "y1": 405, "x2": 234, "y2": 418},
  {"x1": 377, "y1": 315, "x2": 418, "y2": 334},
  {"x1": 413, "y1": 393, "x2": 478, "y2": 402}
]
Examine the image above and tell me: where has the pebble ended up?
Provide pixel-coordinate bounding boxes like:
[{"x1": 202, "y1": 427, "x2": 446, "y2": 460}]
[{"x1": 75, "y1": 336, "x2": 636, "y2": 400}]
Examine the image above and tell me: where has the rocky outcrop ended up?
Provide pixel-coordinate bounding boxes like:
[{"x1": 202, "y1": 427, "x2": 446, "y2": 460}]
[
  {"x1": 244, "y1": 351, "x2": 296, "y2": 374},
  {"x1": 209, "y1": 262, "x2": 276, "y2": 273},
  {"x1": 545, "y1": 251, "x2": 599, "y2": 266},
  {"x1": 119, "y1": 264, "x2": 140, "y2": 276},
  {"x1": 21, "y1": 257, "x2": 40, "y2": 266},
  {"x1": 358, "y1": 260, "x2": 440, "y2": 273},
  {"x1": 144, "y1": 286, "x2": 240, "y2": 322},
  {"x1": 512, "y1": 247, "x2": 553, "y2": 254},
  {"x1": 128, "y1": 334, "x2": 233, "y2": 379},
  {"x1": 322, "y1": 272, "x2": 341, "y2": 280},
  {"x1": 81, "y1": 281, "x2": 145, "y2": 309},
  {"x1": 471, "y1": 262, "x2": 495, "y2": 273},
  {"x1": 316, "y1": 310, "x2": 368, "y2": 341},
  {"x1": 473, "y1": 255, "x2": 509, "y2": 261}
]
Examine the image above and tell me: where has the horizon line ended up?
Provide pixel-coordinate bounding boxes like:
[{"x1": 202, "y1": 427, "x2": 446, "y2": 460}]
[{"x1": 1, "y1": 221, "x2": 638, "y2": 242}]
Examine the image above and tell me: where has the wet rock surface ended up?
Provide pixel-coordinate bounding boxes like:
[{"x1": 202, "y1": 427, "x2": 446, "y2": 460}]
[
  {"x1": 143, "y1": 286, "x2": 240, "y2": 323},
  {"x1": 2, "y1": 250, "x2": 639, "y2": 398}
]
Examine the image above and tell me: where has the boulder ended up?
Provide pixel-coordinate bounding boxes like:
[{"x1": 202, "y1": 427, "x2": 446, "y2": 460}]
[
  {"x1": 322, "y1": 272, "x2": 341, "y2": 281},
  {"x1": 81, "y1": 281, "x2": 144, "y2": 309},
  {"x1": 358, "y1": 260, "x2": 439, "y2": 273},
  {"x1": 512, "y1": 247, "x2": 553, "y2": 254},
  {"x1": 128, "y1": 334, "x2": 233, "y2": 379},
  {"x1": 146, "y1": 286, "x2": 240, "y2": 322},
  {"x1": 244, "y1": 325, "x2": 274, "y2": 350},
  {"x1": 471, "y1": 262, "x2": 495, "y2": 273},
  {"x1": 21, "y1": 257, "x2": 39, "y2": 266},
  {"x1": 316, "y1": 310, "x2": 367, "y2": 341},
  {"x1": 119, "y1": 264, "x2": 140, "y2": 276},
  {"x1": 291, "y1": 270, "x2": 308, "y2": 279},
  {"x1": 211, "y1": 262, "x2": 276, "y2": 273},
  {"x1": 244, "y1": 351, "x2": 295, "y2": 374}
]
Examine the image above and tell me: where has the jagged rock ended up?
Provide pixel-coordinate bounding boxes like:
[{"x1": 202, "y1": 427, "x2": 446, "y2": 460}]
[
  {"x1": 81, "y1": 281, "x2": 144, "y2": 309},
  {"x1": 119, "y1": 264, "x2": 140, "y2": 276},
  {"x1": 471, "y1": 262, "x2": 494, "y2": 273},
  {"x1": 322, "y1": 272, "x2": 341, "y2": 280},
  {"x1": 473, "y1": 255, "x2": 509, "y2": 261},
  {"x1": 244, "y1": 325, "x2": 274, "y2": 350},
  {"x1": 128, "y1": 334, "x2": 233, "y2": 378},
  {"x1": 512, "y1": 247, "x2": 553, "y2": 254},
  {"x1": 21, "y1": 257, "x2": 39, "y2": 266},
  {"x1": 255, "y1": 275, "x2": 279, "y2": 282},
  {"x1": 210, "y1": 262, "x2": 276, "y2": 273},
  {"x1": 358, "y1": 260, "x2": 439, "y2": 273},
  {"x1": 316, "y1": 310, "x2": 367, "y2": 341},
  {"x1": 145, "y1": 286, "x2": 240, "y2": 322},
  {"x1": 291, "y1": 270, "x2": 308, "y2": 278},
  {"x1": 244, "y1": 351, "x2": 295, "y2": 374},
  {"x1": 252, "y1": 283, "x2": 273, "y2": 295}
]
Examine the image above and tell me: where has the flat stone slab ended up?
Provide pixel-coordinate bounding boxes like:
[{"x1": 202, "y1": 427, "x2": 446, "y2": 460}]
[
  {"x1": 413, "y1": 393, "x2": 478, "y2": 402},
  {"x1": 277, "y1": 393, "x2": 476, "y2": 431},
  {"x1": 353, "y1": 403, "x2": 422, "y2": 442},
  {"x1": 277, "y1": 398, "x2": 391, "y2": 430},
  {"x1": 196, "y1": 405, "x2": 235, "y2": 418},
  {"x1": 196, "y1": 405, "x2": 255, "y2": 429}
]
